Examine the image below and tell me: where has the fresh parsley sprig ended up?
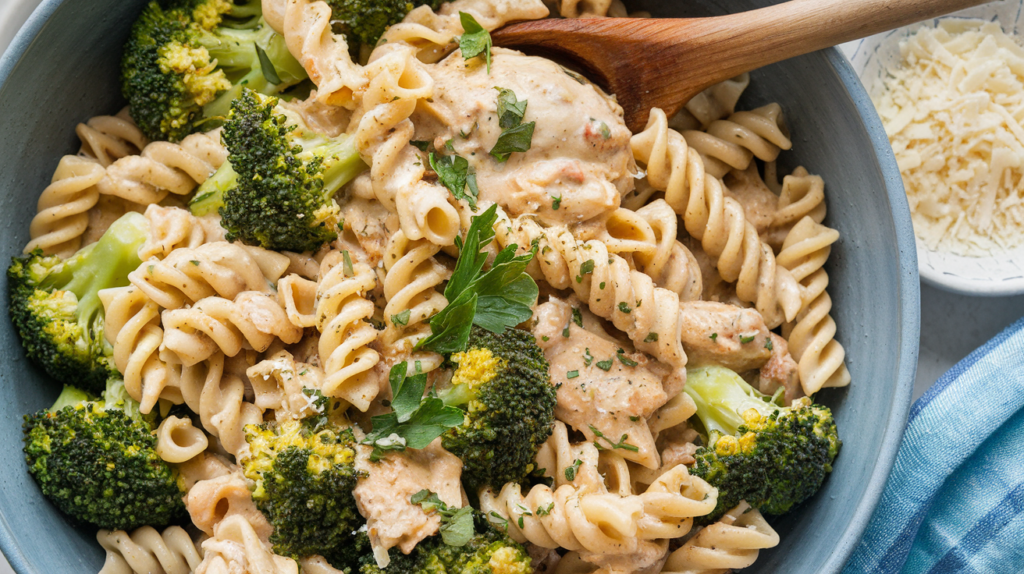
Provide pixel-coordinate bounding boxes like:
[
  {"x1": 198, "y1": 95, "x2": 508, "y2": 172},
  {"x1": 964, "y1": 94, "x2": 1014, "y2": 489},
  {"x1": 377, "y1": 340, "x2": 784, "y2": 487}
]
[
  {"x1": 429, "y1": 152, "x2": 479, "y2": 209},
  {"x1": 589, "y1": 425, "x2": 640, "y2": 452},
  {"x1": 490, "y1": 88, "x2": 535, "y2": 162},
  {"x1": 459, "y1": 12, "x2": 492, "y2": 73},
  {"x1": 361, "y1": 362, "x2": 465, "y2": 461},
  {"x1": 411, "y1": 489, "x2": 475, "y2": 546},
  {"x1": 416, "y1": 204, "x2": 538, "y2": 354}
]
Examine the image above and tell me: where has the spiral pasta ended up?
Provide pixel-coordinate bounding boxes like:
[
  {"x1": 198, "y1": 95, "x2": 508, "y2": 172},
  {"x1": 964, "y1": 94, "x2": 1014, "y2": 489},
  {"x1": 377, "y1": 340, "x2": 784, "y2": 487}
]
[
  {"x1": 681, "y1": 104, "x2": 793, "y2": 179},
  {"x1": 155, "y1": 415, "x2": 210, "y2": 464},
  {"x1": 162, "y1": 291, "x2": 303, "y2": 366},
  {"x1": 248, "y1": 350, "x2": 326, "y2": 420},
  {"x1": 495, "y1": 214, "x2": 685, "y2": 371},
  {"x1": 129, "y1": 242, "x2": 285, "y2": 310},
  {"x1": 138, "y1": 205, "x2": 213, "y2": 260},
  {"x1": 631, "y1": 108, "x2": 802, "y2": 329},
  {"x1": 481, "y1": 423, "x2": 716, "y2": 555},
  {"x1": 77, "y1": 111, "x2": 148, "y2": 168},
  {"x1": 96, "y1": 526, "x2": 203, "y2": 574},
  {"x1": 661, "y1": 502, "x2": 780, "y2": 574},
  {"x1": 379, "y1": 230, "x2": 449, "y2": 373},
  {"x1": 97, "y1": 129, "x2": 227, "y2": 205},
  {"x1": 99, "y1": 285, "x2": 171, "y2": 413},
  {"x1": 24, "y1": 155, "x2": 105, "y2": 257},
  {"x1": 196, "y1": 515, "x2": 296, "y2": 574},
  {"x1": 777, "y1": 217, "x2": 851, "y2": 395},
  {"x1": 351, "y1": 43, "x2": 460, "y2": 246},
  {"x1": 315, "y1": 252, "x2": 380, "y2": 411},
  {"x1": 173, "y1": 351, "x2": 264, "y2": 457}
]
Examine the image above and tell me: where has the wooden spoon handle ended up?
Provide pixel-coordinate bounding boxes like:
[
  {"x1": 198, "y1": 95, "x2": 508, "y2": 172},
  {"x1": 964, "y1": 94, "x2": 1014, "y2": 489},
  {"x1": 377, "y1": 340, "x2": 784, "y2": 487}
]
[{"x1": 694, "y1": 0, "x2": 989, "y2": 84}]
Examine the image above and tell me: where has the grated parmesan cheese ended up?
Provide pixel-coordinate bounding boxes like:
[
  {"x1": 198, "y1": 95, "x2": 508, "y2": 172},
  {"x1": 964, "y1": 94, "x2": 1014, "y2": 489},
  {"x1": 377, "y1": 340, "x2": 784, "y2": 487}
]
[{"x1": 873, "y1": 20, "x2": 1024, "y2": 256}]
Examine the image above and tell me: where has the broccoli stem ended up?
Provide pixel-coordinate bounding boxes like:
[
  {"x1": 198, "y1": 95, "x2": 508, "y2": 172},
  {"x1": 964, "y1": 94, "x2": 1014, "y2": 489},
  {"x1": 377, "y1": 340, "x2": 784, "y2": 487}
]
[
  {"x1": 683, "y1": 366, "x2": 777, "y2": 437},
  {"x1": 190, "y1": 161, "x2": 239, "y2": 216},
  {"x1": 43, "y1": 213, "x2": 148, "y2": 342},
  {"x1": 49, "y1": 385, "x2": 92, "y2": 412}
]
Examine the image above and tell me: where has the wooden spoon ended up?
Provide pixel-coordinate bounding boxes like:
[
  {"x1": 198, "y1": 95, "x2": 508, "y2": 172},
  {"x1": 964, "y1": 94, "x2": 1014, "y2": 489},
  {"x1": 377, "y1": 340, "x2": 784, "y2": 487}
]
[{"x1": 492, "y1": 0, "x2": 988, "y2": 131}]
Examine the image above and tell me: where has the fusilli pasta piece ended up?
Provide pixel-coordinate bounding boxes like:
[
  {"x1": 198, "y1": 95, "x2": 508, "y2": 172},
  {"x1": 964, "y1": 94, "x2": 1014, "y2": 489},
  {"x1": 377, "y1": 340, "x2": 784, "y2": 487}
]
[
  {"x1": 496, "y1": 214, "x2": 685, "y2": 371},
  {"x1": 316, "y1": 251, "x2": 380, "y2": 411},
  {"x1": 276, "y1": 274, "x2": 318, "y2": 328},
  {"x1": 97, "y1": 129, "x2": 227, "y2": 205},
  {"x1": 162, "y1": 291, "x2": 303, "y2": 366},
  {"x1": 661, "y1": 502, "x2": 780, "y2": 574},
  {"x1": 248, "y1": 350, "x2": 326, "y2": 420},
  {"x1": 77, "y1": 110, "x2": 148, "y2": 168},
  {"x1": 139, "y1": 205, "x2": 212, "y2": 260},
  {"x1": 777, "y1": 217, "x2": 851, "y2": 394},
  {"x1": 682, "y1": 104, "x2": 792, "y2": 179},
  {"x1": 25, "y1": 155, "x2": 105, "y2": 257},
  {"x1": 155, "y1": 415, "x2": 210, "y2": 463},
  {"x1": 129, "y1": 242, "x2": 284, "y2": 310},
  {"x1": 631, "y1": 108, "x2": 802, "y2": 328},
  {"x1": 352, "y1": 43, "x2": 460, "y2": 246},
  {"x1": 96, "y1": 526, "x2": 202, "y2": 574},
  {"x1": 99, "y1": 286, "x2": 171, "y2": 413},
  {"x1": 174, "y1": 352, "x2": 264, "y2": 457},
  {"x1": 379, "y1": 230, "x2": 449, "y2": 373}
]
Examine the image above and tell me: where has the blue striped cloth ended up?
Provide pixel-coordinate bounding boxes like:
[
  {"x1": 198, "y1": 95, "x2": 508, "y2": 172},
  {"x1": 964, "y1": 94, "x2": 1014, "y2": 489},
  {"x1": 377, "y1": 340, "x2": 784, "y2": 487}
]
[{"x1": 843, "y1": 317, "x2": 1024, "y2": 573}]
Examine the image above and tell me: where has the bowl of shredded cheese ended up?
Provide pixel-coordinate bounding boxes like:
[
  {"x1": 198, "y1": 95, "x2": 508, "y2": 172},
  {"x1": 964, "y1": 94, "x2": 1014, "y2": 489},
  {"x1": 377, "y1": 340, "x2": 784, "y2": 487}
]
[{"x1": 850, "y1": 1, "x2": 1024, "y2": 296}]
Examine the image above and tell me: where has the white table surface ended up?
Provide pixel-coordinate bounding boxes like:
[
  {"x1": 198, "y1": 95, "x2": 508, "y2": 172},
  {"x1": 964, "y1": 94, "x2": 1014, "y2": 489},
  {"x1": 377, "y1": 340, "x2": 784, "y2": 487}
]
[{"x1": 2, "y1": 3, "x2": 1024, "y2": 573}]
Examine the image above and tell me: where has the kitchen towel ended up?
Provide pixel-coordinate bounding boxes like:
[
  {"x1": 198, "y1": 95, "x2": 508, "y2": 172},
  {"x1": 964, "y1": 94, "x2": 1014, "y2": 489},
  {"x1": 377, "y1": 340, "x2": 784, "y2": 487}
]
[{"x1": 844, "y1": 316, "x2": 1024, "y2": 573}]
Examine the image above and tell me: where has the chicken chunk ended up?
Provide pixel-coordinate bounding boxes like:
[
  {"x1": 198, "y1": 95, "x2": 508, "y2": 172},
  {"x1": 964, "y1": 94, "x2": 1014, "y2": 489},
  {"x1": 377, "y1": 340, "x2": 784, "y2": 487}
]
[
  {"x1": 353, "y1": 439, "x2": 463, "y2": 564},
  {"x1": 678, "y1": 301, "x2": 771, "y2": 371},
  {"x1": 758, "y1": 333, "x2": 803, "y2": 405},
  {"x1": 534, "y1": 298, "x2": 668, "y2": 469}
]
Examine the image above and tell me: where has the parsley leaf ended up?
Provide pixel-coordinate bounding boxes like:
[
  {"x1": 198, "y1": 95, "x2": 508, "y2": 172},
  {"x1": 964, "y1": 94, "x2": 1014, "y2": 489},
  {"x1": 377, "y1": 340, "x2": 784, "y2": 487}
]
[
  {"x1": 589, "y1": 425, "x2": 640, "y2": 452},
  {"x1": 417, "y1": 204, "x2": 538, "y2": 354},
  {"x1": 459, "y1": 12, "x2": 492, "y2": 73},
  {"x1": 490, "y1": 122, "x2": 535, "y2": 162},
  {"x1": 429, "y1": 152, "x2": 478, "y2": 209},
  {"x1": 495, "y1": 87, "x2": 528, "y2": 129},
  {"x1": 362, "y1": 363, "x2": 465, "y2": 460},
  {"x1": 411, "y1": 490, "x2": 475, "y2": 547},
  {"x1": 254, "y1": 43, "x2": 281, "y2": 85},
  {"x1": 565, "y1": 458, "x2": 582, "y2": 481},
  {"x1": 391, "y1": 309, "x2": 411, "y2": 326},
  {"x1": 410, "y1": 140, "x2": 432, "y2": 152}
]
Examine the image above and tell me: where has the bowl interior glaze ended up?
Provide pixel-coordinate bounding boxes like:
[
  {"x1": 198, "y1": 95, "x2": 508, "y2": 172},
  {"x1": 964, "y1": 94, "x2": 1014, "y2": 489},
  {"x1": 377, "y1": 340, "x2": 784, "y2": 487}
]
[{"x1": 0, "y1": 0, "x2": 920, "y2": 572}]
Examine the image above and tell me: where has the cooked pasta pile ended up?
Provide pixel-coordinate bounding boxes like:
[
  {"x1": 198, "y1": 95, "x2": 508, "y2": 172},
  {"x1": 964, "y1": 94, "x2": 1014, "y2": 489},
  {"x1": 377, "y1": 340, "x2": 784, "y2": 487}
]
[{"x1": 10, "y1": 1, "x2": 850, "y2": 573}]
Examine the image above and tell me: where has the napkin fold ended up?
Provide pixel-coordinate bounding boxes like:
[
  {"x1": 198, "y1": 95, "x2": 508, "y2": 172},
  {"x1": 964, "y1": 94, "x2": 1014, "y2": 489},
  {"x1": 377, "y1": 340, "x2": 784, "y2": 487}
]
[{"x1": 843, "y1": 316, "x2": 1024, "y2": 574}]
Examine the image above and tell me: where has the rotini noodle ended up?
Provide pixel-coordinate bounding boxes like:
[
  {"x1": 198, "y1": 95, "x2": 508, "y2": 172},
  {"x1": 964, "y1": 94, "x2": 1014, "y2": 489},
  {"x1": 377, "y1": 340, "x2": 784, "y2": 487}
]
[
  {"x1": 631, "y1": 108, "x2": 802, "y2": 328},
  {"x1": 174, "y1": 352, "x2": 264, "y2": 457},
  {"x1": 99, "y1": 286, "x2": 171, "y2": 413},
  {"x1": 248, "y1": 350, "x2": 326, "y2": 419},
  {"x1": 681, "y1": 104, "x2": 792, "y2": 179},
  {"x1": 77, "y1": 110, "x2": 148, "y2": 168},
  {"x1": 315, "y1": 251, "x2": 380, "y2": 411},
  {"x1": 97, "y1": 129, "x2": 227, "y2": 205},
  {"x1": 129, "y1": 242, "x2": 284, "y2": 310},
  {"x1": 661, "y1": 502, "x2": 780, "y2": 574},
  {"x1": 777, "y1": 217, "x2": 851, "y2": 394},
  {"x1": 155, "y1": 415, "x2": 210, "y2": 464},
  {"x1": 379, "y1": 230, "x2": 449, "y2": 373},
  {"x1": 162, "y1": 291, "x2": 303, "y2": 366},
  {"x1": 96, "y1": 526, "x2": 203, "y2": 574},
  {"x1": 195, "y1": 515, "x2": 296, "y2": 574},
  {"x1": 24, "y1": 155, "x2": 105, "y2": 257},
  {"x1": 139, "y1": 205, "x2": 213, "y2": 260}
]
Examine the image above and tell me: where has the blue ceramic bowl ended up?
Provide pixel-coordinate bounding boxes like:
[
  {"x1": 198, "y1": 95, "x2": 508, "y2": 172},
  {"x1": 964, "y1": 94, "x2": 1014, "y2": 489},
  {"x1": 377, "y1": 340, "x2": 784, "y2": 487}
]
[{"x1": 0, "y1": 0, "x2": 920, "y2": 572}]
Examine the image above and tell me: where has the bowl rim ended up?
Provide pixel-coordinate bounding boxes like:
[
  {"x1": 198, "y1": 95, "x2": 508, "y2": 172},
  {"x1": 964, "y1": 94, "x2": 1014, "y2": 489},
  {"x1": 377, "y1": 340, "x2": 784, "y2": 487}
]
[{"x1": 0, "y1": 1, "x2": 920, "y2": 572}]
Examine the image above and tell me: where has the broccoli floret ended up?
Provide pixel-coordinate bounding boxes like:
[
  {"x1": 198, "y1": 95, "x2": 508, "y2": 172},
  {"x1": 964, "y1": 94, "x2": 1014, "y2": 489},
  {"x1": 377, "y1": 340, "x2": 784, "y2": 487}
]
[
  {"x1": 191, "y1": 88, "x2": 366, "y2": 252},
  {"x1": 359, "y1": 528, "x2": 531, "y2": 574},
  {"x1": 242, "y1": 417, "x2": 366, "y2": 562},
  {"x1": 324, "y1": 0, "x2": 446, "y2": 55},
  {"x1": 437, "y1": 327, "x2": 557, "y2": 493},
  {"x1": 683, "y1": 365, "x2": 841, "y2": 523},
  {"x1": 121, "y1": 0, "x2": 308, "y2": 142},
  {"x1": 22, "y1": 378, "x2": 184, "y2": 530},
  {"x1": 8, "y1": 212, "x2": 149, "y2": 394}
]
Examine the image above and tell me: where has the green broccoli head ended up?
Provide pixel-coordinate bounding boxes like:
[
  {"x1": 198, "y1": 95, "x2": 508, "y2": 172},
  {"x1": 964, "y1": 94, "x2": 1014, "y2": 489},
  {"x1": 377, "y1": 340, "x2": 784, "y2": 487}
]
[
  {"x1": 120, "y1": 0, "x2": 307, "y2": 142},
  {"x1": 438, "y1": 326, "x2": 557, "y2": 493},
  {"x1": 683, "y1": 365, "x2": 841, "y2": 523},
  {"x1": 197, "y1": 88, "x2": 366, "y2": 252},
  {"x1": 324, "y1": 0, "x2": 446, "y2": 55},
  {"x1": 8, "y1": 212, "x2": 149, "y2": 394},
  {"x1": 359, "y1": 527, "x2": 532, "y2": 574},
  {"x1": 242, "y1": 417, "x2": 366, "y2": 562},
  {"x1": 22, "y1": 378, "x2": 184, "y2": 530}
]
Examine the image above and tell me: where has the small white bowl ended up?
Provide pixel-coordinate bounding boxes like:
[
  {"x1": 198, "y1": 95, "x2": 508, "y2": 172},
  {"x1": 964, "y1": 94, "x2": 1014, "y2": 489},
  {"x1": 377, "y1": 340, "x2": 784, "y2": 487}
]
[{"x1": 847, "y1": 0, "x2": 1024, "y2": 296}]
